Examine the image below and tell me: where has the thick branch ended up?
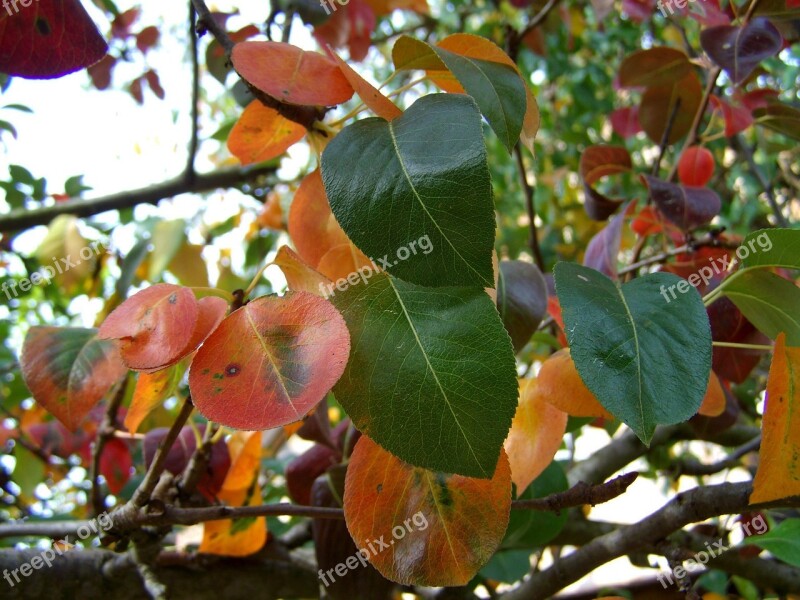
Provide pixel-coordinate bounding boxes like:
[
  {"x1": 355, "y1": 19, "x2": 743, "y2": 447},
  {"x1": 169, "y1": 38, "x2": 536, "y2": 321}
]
[
  {"x1": 0, "y1": 165, "x2": 275, "y2": 233},
  {"x1": 502, "y1": 482, "x2": 800, "y2": 599},
  {"x1": 0, "y1": 548, "x2": 317, "y2": 600}
]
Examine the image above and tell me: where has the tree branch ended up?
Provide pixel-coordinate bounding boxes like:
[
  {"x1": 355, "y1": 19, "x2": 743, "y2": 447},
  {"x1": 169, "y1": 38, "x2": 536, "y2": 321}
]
[
  {"x1": 514, "y1": 472, "x2": 638, "y2": 511},
  {"x1": 502, "y1": 482, "x2": 800, "y2": 599},
  {"x1": 0, "y1": 165, "x2": 275, "y2": 233}
]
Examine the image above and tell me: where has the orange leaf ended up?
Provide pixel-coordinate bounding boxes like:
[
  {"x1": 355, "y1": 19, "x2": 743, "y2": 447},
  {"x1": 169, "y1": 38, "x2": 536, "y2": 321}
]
[
  {"x1": 125, "y1": 363, "x2": 186, "y2": 434},
  {"x1": 227, "y1": 100, "x2": 306, "y2": 165},
  {"x1": 98, "y1": 284, "x2": 199, "y2": 371},
  {"x1": 750, "y1": 333, "x2": 800, "y2": 504},
  {"x1": 200, "y1": 432, "x2": 266, "y2": 556},
  {"x1": 536, "y1": 349, "x2": 614, "y2": 419},
  {"x1": 288, "y1": 169, "x2": 350, "y2": 267},
  {"x1": 698, "y1": 371, "x2": 726, "y2": 417},
  {"x1": 273, "y1": 246, "x2": 331, "y2": 296},
  {"x1": 331, "y1": 52, "x2": 402, "y2": 121},
  {"x1": 232, "y1": 41, "x2": 354, "y2": 106},
  {"x1": 343, "y1": 435, "x2": 511, "y2": 587},
  {"x1": 189, "y1": 292, "x2": 350, "y2": 430},
  {"x1": 504, "y1": 378, "x2": 567, "y2": 494},
  {"x1": 20, "y1": 328, "x2": 128, "y2": 431},
  {"x1": 316, "y1": 242, "x2": 374, "y2": 282}
]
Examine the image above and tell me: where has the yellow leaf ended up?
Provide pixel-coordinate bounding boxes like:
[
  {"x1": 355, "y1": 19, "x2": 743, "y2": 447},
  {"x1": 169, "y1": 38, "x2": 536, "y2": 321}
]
[
  {"x1": 750, "y1": 333, "x2": 800, "y2": 504},
  {"x1": 227, "y1": 100, "x2": 306, "y2": 165},
  {"x1": 125, "y1": 364, "x2": 185, "y2": 433},
  {"x1": 697, "y1": 372, "x2": 725, "y2": 417},
  {"x1": 504, "y1": 378, "x2": 567, "y2": 494}
]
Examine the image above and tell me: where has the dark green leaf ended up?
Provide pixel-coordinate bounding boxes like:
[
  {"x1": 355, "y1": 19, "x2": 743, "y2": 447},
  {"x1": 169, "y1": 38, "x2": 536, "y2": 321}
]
[
  {"x1": 322, "y1": 94, "x2": 495, "y2": 288},
  {"x1": 554, "y1": 262, "x2": 712, "y2": 444},
  {"x1": 331, "y1": 272, "x2": 517, "y2": 478}
]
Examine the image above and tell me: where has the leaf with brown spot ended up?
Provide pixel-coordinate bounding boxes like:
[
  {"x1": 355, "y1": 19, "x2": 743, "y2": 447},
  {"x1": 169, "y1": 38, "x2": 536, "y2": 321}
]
[
  {"x1": 0, "y1": 0, "x2": 108, "y2": 79},
  {"x1": 21, "y1": 327, "x2": 128, "y2": 431},
  {"x1": 750, "y1": 333, "x2": 800, "y2": 504},
  {"x1": 232, "y1": 41, "x2": 354, "y2": 106},
  {"x1": 504, "y1": 378, "x2": 567, "y2": 494},
  {"x1": 343, "y1": 435, "x2": 511, "y2": 587},
  {"x1": 189, "y1": 292, "x2": 350, "y2": 430}
]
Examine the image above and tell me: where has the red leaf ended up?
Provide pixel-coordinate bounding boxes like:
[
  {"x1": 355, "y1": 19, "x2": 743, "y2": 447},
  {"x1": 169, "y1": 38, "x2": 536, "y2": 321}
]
[
  {"x1": 111, "y1": 8, "x2": 139, "y2": 39},
  {"x1": 709, "y1": 94, "x2": 753, "y2": 137},
  {"x1": 135, "y1": 26, "x2": 159, "y2": 54},
  {"x1": 99, "y1": 438, "x2": 132, "y2": 495},
  {"x1": 622, "y1": 0, "x2": 656, "y2": 22},
  {"x1": 346, "y1": 0, "x2": 376, "y2": 62},
  {"x1": 609, "y1": 106, "x2": 642, "y2": 138},
  {"x1": 87, "y1": 54, "x2": 116, "y2": 90},
  {"x1": 189, "y1": 291, "x2": 350, "y2": 430},
  {"x1": 678, "y1": 145, "x2": 715, "y2": 187},
  {"x1": 0, "y1": 0, "x2": 108, "y2": 79},
  {"x1": 231, "y1": 41, "x2": 354, "y2": 106},
  {"x1": 98, "y1": 284, "x2": 200, "y2": 371}
]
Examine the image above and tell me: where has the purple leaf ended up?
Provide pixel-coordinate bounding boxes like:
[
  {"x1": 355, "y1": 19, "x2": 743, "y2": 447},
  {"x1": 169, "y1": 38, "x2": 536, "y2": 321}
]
[
  {"x1": 642, "y1": 175, "x2": 721, "y2": 231},
  {"x1": 700, "y1": 18, "x2": 782, "y2": 84}
]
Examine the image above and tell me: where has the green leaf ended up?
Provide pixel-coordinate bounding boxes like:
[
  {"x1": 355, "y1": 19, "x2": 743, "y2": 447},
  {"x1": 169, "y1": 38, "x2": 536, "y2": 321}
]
[
  {"x1": 748, "y1": 519, "x2": 800, "y2": 567},
  {"x1": 723, "y1": 270, "x2": 800, "y2": 345},
  {"x1": 392, "y1": 36, "x2": 526, "y2": 152},
  {"x1": 148, "y1": 220, "x2": 187, "y2": 281},
  {"x1": 331, "y1": 272, "x2": 517, "y2": 478},
  {"x1": 321, "y1": 94, "x2": 495, "y2": 288},
  {"x1": 554, "y1": 262, "x2": 712, "y2": 444},
  {"x1": 739, "y1": 228, "x2": 800, "y2": 270}
]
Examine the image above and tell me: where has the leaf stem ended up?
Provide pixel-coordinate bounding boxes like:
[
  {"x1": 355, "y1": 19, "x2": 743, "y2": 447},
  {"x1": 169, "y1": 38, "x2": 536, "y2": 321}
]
[{"x1": 711, "y1": 341, "x2": 773, "y2": 351}]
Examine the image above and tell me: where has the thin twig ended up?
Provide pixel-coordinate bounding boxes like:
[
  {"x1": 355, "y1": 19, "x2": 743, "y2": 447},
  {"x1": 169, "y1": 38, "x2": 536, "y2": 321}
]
[
  {"x1": 513, "y1": 472, "x2": 638, "y2": 511},
  {"x1": 187, "y1": 0, "x2": 200, "y2": 186},
  {"x1": 731, "y1": 134, "x2": 788, "y2": 227},
  {"x1": 131, "y1": 397, "x2": 194, "y2": 509},
  {"x1": 91, "y1": 378, "x2": 129, "y2": 516},
  {"x1": 514, "y1": 143, "x2": 546, "y2": 271},
  {"x1": 671, "y1": 435, "x2": 761, "y2": 477}
]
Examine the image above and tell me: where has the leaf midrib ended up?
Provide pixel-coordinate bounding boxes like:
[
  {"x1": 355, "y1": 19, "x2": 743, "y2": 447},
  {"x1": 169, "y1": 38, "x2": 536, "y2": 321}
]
[{"x1": 387, "y1": 277, "x2": 485, "y2": 475}]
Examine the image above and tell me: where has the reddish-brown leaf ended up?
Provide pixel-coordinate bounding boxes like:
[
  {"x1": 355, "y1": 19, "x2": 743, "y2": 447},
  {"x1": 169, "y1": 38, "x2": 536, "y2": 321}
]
[
  {"x1": 189, "y1": 292, "x2": 350, "y2": 430},
  {"x1": 232, "y1": 41, "x2": 354, "y2": 106},
  {"x1": 343, "y1": 435, "x2": 511, "y2": 586},
  {"x1": 0, "y1": 0, "x2": 108, "y2": 79},
  {"x1": 678, "y1": 145, "x2": 715, "y2": 187},
  {"x1": 21, "y1": 327, "x2": 128, "y2": 431},
  {"x1": 99, "y1": 438, "x2": 132, "y2": 495}
]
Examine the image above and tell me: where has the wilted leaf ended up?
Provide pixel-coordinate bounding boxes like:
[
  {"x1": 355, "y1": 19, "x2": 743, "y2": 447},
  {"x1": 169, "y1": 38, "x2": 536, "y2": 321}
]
[
  {"x1": 21, "y1": 327, "x2": 127, "y2": 431},
  {"x1": 504, "y1": 378, "x2": 567, "y2": 494},
  {"x1": 189, "y1": 292, "x2": 350, "y2": 430},
  {"x1": 554, "y1": 263, "x2": 712, "y2": 444},
  {"x1": 0, "y1": 0, "x2": 108, "y2": 79},
  {"x1": 579, "y1": 145, "x2": 632, "y2": 220},
  {"x1": 231, "y1": 41, "x2": 354, "y2": 106},
  {"x1": 331, "y1": 272, "x2": 517, "y2": 478},
  {"x1": 321, "y1": 94, "x2": 495, "y2": 288},
  {"x1": 750, "y1": 334, "x2": 800, "y2": 503},
  {"x1": 228, "y1": 100, "x2": 306, "y2": 165},
  {"x1": 343, "y1": 435, "x2": 511, "y2": 586}
]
